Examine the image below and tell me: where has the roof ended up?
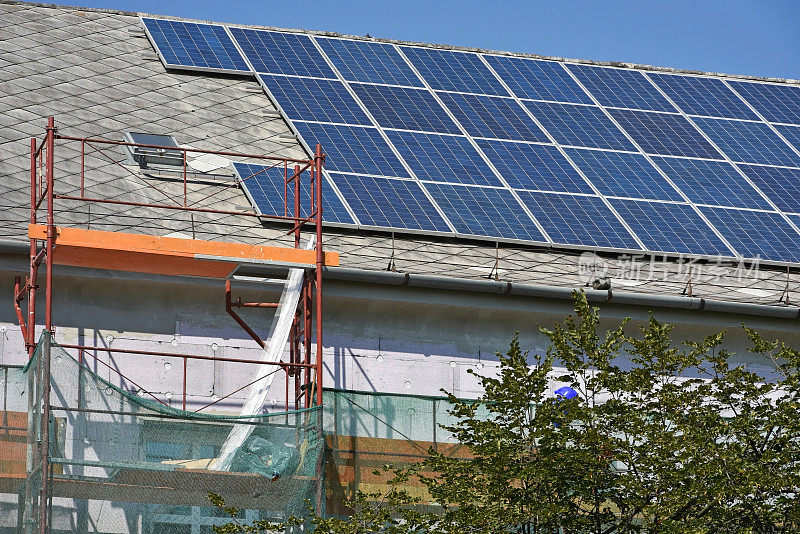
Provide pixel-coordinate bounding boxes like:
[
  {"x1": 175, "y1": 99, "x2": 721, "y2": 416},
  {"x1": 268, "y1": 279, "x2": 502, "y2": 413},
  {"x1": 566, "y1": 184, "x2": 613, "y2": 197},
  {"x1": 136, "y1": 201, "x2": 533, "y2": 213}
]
[{"x1": 2, "y1": 0, "x2": 800, "y2": 310}]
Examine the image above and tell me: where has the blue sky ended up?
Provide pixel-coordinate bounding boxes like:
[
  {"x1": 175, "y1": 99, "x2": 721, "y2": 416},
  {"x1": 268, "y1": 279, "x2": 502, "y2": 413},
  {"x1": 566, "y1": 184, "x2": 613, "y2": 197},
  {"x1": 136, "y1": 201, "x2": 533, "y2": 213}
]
[{"x1": 43, "y1": 0, "x2": 800, "y2": 79}]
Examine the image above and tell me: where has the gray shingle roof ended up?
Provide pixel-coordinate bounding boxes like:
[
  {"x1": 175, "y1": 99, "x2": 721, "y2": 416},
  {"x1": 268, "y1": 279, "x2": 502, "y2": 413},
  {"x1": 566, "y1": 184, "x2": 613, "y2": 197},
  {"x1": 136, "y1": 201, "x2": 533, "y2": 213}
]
[{"x1": 2, "y1": 0, "x2": 800, "y2": 309}]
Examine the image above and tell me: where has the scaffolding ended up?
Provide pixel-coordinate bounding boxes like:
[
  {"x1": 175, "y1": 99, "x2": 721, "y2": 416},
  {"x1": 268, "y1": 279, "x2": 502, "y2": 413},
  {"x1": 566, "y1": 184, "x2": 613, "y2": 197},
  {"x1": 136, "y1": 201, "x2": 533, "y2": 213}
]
[{"x1": 7, "y1": 118, "x2": 337, "y2": 533}]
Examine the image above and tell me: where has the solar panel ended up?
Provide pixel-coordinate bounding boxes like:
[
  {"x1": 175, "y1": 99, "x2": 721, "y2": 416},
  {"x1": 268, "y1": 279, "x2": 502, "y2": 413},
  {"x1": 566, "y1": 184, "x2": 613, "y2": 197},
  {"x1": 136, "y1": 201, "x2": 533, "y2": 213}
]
[
  {"x1": 564, "y1": 148, "x2": 682, "y2": 201},
  {"x1": 228, "y1": 28, "x2": 335, "y2": 78},
  {"x1": 316, "y1": 37, "x2": 424, "y2": 87},
  {"x1": 700, "y1": 207, "x2": 800, "y2": 263},
  {"x1": 293, "y1": 122, "x2": 410, "y2": 177},
  {"x1": 258, "y1": 74, "x2": 372, "y2": 125},
  {"x1": 737, "y1": 164, "x2": 800, "y2": 213},
  {"x1": 233, "y1": 162, "x2": 355, "y2": 224},
  {"x1": 330, "y1": 174, "x2": 451, "y2": 231},
  {"x1": 516, "y1": 191, "x2": 640, "y2": 249},
  {"x1": 524, "y1": 102, "x2": 636, "y2": 151},
  {"x1": 609, "y1": 199, "x2": 732, "y2": 256},
  {"x1": 142, "y1": 18, "x2": 249, "y2": 72},
  {"x1": 691, "y1": 117, "x2": 800, "y2": 167},
  {"x1": 647, "y1": 73, "x2": 759, "y2": 120},
  {"x1": 424, "y1": 183, "x2": 544, "y2": 240},
  {"x1": 609, "y1": 109, "x2": 723, "y2": 159},
  {"x1": 773, "y1": 124, "x2": 800, "y2": 152},
  {"x1": 399, "y1": 46, "x2": 509, "y2": 96},
  {"x1": 651, "y1": 157, "x2": 771, "y2": 210},
  {"x1": 437, "y1": 92, "x2": 549, "y2": 143},
  {"x1": 728, "y1": 80, "x2": 800, "y2": 125},
  {"x1": 476, "y1": 139, "x2": 592, "y2": 193},
  {"x1": 350, "y1": 83, "x2": 460, "y2": 134},
  {"x1": 145, "y1": 16, "x2": 800, "y2": 264},
  {"x1": 567, "y1": 64, "x2": 676, "y2": 112},
  {"x1": 483, "y1": 55, "x2": 593, "y2": 104},
  {"x1": 384, "y1": 130, "x2": 502, "y2": 186}
]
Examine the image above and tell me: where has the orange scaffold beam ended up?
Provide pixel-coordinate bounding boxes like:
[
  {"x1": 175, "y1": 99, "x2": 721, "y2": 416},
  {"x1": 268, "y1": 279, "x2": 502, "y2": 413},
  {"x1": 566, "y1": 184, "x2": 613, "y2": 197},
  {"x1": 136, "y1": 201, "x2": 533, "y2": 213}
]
[{"x1": 28, "y1": 224, "x2": 339, "y2": 278}]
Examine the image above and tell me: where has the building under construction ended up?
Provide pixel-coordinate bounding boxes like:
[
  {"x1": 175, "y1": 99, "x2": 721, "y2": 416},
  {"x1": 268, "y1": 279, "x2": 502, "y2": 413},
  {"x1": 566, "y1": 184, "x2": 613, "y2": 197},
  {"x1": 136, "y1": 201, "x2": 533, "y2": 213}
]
[{"x1": 2, "y1": 1, "x2": 800, "y2": 532}]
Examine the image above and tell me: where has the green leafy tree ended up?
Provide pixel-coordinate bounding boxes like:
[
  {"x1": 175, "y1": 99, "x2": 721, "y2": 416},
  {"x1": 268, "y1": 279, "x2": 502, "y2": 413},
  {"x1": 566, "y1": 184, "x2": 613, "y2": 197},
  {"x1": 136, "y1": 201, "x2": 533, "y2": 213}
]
[{"x1": 212, "y1": 291, "x2": 800, "y2": 533}]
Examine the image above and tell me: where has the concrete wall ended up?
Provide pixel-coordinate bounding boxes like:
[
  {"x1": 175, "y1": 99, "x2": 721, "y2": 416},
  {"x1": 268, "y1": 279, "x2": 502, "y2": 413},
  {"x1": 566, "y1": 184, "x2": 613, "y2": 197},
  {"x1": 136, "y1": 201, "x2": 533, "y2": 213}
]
[{"x1": 1, "y1": 256, "x2": 798, "y2": 409}]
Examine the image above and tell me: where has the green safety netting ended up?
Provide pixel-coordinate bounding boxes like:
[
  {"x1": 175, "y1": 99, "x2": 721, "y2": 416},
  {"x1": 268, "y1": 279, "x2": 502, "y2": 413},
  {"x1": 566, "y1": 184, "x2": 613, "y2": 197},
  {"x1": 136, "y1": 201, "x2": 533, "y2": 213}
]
[{"x1": 23, "y1": 332, "x2": 323, "y2": 533}]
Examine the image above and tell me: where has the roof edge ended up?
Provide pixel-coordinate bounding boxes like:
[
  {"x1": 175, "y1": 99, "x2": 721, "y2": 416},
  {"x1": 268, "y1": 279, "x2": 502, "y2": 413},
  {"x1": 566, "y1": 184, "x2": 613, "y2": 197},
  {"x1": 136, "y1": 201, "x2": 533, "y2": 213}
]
[
  {"x1": 0, "y1": 236, "x2": 795, "y2": 319},
  {"x1": 4, "y1": 0, "x2": 797, "y2": 86}
]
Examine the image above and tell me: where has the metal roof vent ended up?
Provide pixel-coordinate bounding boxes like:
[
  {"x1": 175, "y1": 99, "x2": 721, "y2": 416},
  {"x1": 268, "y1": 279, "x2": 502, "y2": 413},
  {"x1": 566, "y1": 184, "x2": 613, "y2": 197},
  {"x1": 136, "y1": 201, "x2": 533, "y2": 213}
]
[{"x1": 123, "y1": 132, "x2": 183, "y2": 169}]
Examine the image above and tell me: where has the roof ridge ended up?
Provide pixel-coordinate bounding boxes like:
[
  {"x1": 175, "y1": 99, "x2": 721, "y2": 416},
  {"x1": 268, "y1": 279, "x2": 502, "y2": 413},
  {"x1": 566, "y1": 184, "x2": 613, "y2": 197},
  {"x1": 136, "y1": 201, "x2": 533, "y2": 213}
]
[{"x1": 3, "y1": 0, "x2": 799, "y2": 86}]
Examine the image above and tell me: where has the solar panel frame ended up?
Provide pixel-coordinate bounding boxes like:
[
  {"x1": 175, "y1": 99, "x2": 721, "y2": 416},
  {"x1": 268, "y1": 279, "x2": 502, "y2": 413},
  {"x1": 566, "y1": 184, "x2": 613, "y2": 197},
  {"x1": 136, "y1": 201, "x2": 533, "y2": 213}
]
[
  {"x1": 476, "y1": 139, "x2": 593, "y2": 193},
  {"x1": 350, "y1": 83, "x2": 461, "y2": 134},
  {"x1": 329, "y1": 173, "x2": 452, "y2": 232},
  {"x1": 399, "y1": 46, "x2": 510, "y2": 97},
  {"x1": 728, "y1": 80, "x2": 800, "y2": 125},
  {"x1": 564, "y1": 148, "x2": 683, "y2": 201},
  {"x1": 424, "y1": 183, "x2": 545, "y2": 241},
  {"x1": 141, "y1": 18, "x2": 251, "y2": 74},
  {"x1": 437, "y1": 92, "x2": 550, "y2": 143},
  {"x1": 608, "y1": 109, "x2": 724, "y2": 159},
  {"x1": 691, "y1": 117, "x2": 800, "y2": 167},
  {"x1": 567, "y1": 63, "x2": 677, "y2": 113},
  {"x1": 737, "y1": 164, "x2": 800, "y2": 214},
  {"x1": 651, "y1": 156, "x2": 772, "y2": 210},
  {"x1": 258, "y1": 74, "x2": 373, "y2": 125},
  {"x1": 524, "y1": 101, "x2": 636, "y2": 151},
  {"x1": 316, "y1": 37, "x2": 425, "y2": 87},
  {"x1": 229, "y1": 27, "x2": 336, "y2": 78},
  {"x1": 385, "y1": 130, "x2": 503, "y2": 186},
  {"x1": 515, "y1": 191, "x2": 641, "y2": 250},
  {"x1": 647, "y1": 72, "x2": 760, "y2": 121},
  {"x1": 293, "y1": 121, "x2": 411, "y2": 178},
  {"x1": 609, "y1": 199, "x2": 733, "y2": 257},
  {"x1": 700, "y1": 207, "x2": 800, "y2": 263},
  {"x1": 232, "y1": 162, "x2": 356, "y2": 225},
  {"x1": 483, "y1": 55, "x2": 594, "y2": 105}
]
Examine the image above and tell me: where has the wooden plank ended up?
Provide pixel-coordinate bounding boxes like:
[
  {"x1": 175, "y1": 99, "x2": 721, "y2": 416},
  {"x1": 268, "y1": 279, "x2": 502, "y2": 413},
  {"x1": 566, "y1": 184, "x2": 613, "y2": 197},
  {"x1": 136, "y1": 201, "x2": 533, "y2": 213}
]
[{"x1": 28, "y1": 225, "x2": 339, "y2": 277}]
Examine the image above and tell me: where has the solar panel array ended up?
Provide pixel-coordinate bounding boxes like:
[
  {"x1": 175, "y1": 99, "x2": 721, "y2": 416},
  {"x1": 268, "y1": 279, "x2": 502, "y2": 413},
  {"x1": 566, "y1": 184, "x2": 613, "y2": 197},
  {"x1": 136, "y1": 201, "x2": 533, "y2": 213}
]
[{"x1": 142, "y1": 17, "x2": 800, "y2": 264}]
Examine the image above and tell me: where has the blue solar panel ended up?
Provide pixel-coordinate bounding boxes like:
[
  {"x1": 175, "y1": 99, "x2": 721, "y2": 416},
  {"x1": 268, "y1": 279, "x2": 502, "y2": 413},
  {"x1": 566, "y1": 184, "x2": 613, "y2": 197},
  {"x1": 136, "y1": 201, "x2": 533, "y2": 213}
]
[
  {"x1": 400, "y1": 46, "x2": 509, "y2": 96},
  {"x1": 385, "y1": 130, "x2": 502, "y2": 186},
  {"x1": 647, "y1": 73, "x2": 759, "y2": 121},
  {"x1": 350, "y1": 84, "x2": 460, "y2": 134},
  {"x1": 437, "y1": 92, "x2": 549, "y2": 143},
  {"x1": 330, "y1": 174, "x2": 451, "y2": 231},
  {"x1": 728, "y1": 80, "x2": 800, "y2": 125},
  {"x1": 524, "y1": 102, "x2": 636, "y2": 151},
  {"x1": 691, "y1": 117, "x2": 800, "y2": 167},
  {"x1": 316, "y1": 37, "x2": 423, "y2": 87},
  {"x1": 738, "y1": 165, "x2": 800, "y2": 213},
  {"x1": 651, "y1": 157, "x2": 771, "y2": 210},
  {"x1": 259, "y1": 74, "x2": 371, "y2": 125},
  {"x1": 293, "y1": 122, "x2": 410, "y2": 177},
  {"x1": 516, "y1": 191, "x2": 640, "y2": 249},
  {"x1": 700, "y1": 207, "x2": 800, "y2": 262},
  {"x1": 142, "y1": 18, "x2": 249, "y2": 72},
  {"x1": 424, "y1": 183, "x2": 543, "y2": 240},
  {"x1": 773, "y1": 124, "x2": 800, "y2": 153},
  {"x1": 483, "y1": 55, "x2": 593, "y2": 104},
  {"x1": 233, "y1": 162, "x2": 354, "y2": 224},
  {"x1": 564, "y1": 148, "x2": 682, "y2": 201},
  {"x1": 228, "y1": 28, "x2": 335, "y2": 78},
  {"x1": 475, "y1": 139, "x2": 592, "y2": 193},
  {"x1": 609, "y1": 109, "x2": 723, "y2": 159},
  {"x1": 567, "y1": 64, "x2": 676, "y2": 112},
  {"x1": 609, "y1": 199, "x2": 732, "y2": 256}
]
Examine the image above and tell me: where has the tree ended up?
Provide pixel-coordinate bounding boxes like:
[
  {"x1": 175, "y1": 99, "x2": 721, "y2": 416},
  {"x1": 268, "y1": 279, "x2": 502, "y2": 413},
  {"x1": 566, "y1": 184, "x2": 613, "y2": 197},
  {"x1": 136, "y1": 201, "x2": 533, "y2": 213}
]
[{"x1": 212, "y1": 291, "x2": 800, "y2": 533}]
